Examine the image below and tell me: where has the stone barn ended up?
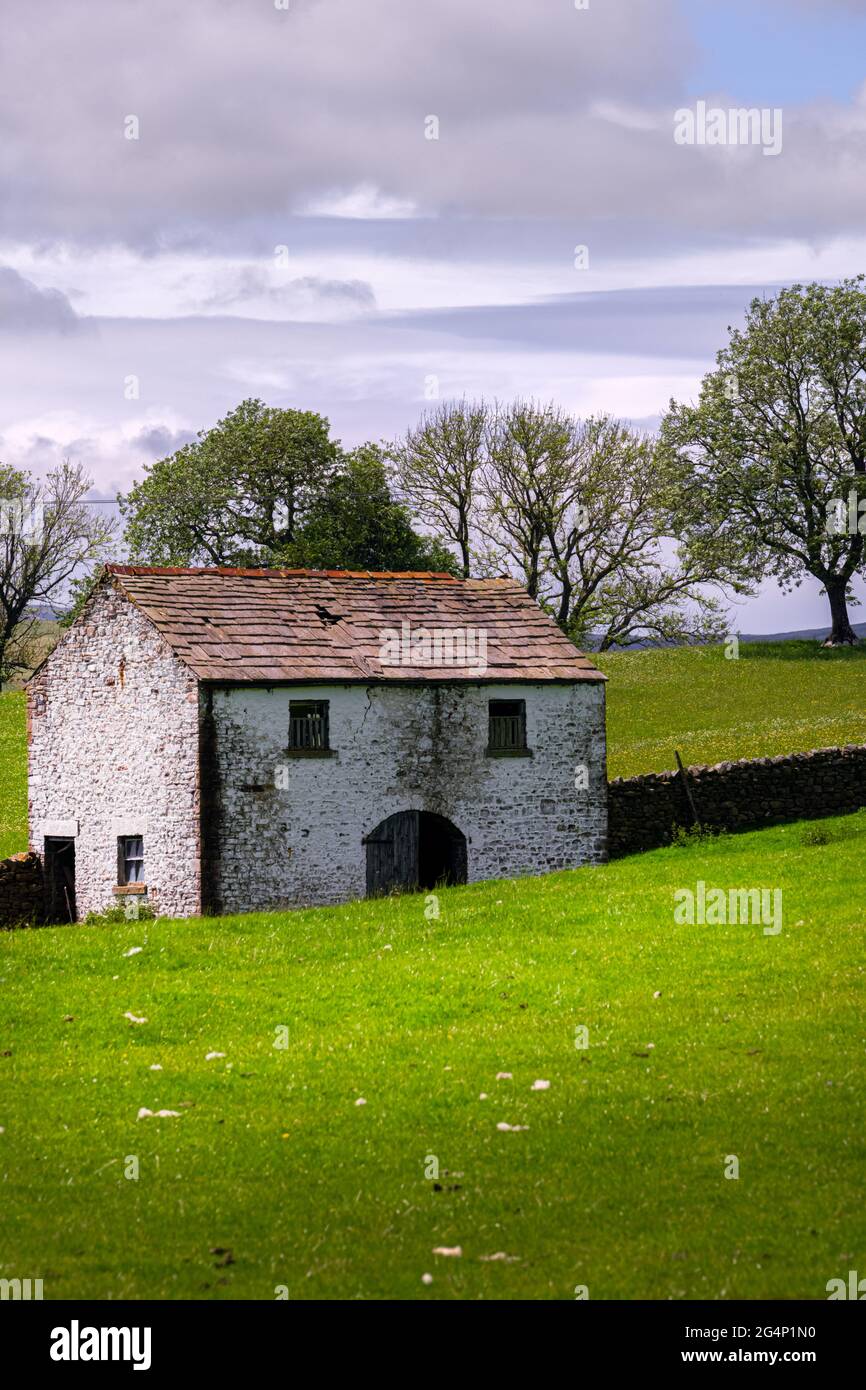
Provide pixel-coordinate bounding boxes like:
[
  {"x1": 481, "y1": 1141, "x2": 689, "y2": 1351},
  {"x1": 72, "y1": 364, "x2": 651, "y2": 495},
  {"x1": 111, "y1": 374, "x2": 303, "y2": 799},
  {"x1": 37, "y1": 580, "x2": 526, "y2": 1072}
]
[{"x1": 27, "y1": 565, "x2": 608, "y2": 920}]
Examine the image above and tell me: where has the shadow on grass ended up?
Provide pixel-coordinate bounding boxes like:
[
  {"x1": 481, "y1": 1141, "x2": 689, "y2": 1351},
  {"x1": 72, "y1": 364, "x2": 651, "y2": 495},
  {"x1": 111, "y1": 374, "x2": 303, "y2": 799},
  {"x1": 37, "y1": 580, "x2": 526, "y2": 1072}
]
[{"x1": 611, "y1": 807, "x2": 866, "y2": 864}]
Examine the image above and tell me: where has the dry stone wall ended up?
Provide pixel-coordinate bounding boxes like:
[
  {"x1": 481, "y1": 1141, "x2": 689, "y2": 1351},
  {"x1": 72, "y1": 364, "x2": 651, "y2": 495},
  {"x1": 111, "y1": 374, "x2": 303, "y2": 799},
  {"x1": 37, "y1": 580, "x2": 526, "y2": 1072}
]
[
  {"x1": 0, "y1": 852, "x2": 44, "y2": 927},
  {"x1": 608, "y1": 744, "x2": 866, "y2": 856}
]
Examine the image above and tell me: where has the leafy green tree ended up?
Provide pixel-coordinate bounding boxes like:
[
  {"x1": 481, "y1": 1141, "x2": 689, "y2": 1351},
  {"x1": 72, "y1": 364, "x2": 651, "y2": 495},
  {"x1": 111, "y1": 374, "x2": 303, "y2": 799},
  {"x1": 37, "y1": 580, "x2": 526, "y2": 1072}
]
[
  {"x1": 120, "y1": 401, "x2": 453, "y2": 574},
  {"x1": 661, "y1": 280, "x2": 866, "y2": 646},
  {"x1": 119, "y1": 399, "x2": 339, "y2": 565},
  {"x1": 282, "y1": 445, "x2": 457, "y2": 573}
]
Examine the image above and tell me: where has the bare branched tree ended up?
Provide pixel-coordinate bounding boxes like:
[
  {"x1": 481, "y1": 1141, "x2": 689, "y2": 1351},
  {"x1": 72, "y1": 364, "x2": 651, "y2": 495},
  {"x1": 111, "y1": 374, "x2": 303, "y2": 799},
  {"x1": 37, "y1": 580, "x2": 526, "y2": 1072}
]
[
  {"x1": 0, "y1": 460, "x2": 115, "y2": 681},
  {"x1": 388, "y1": 399, "x2": 486, "y2": 577},
  {"x1": 536, "y1": 417, "x2": 738, "y2": 649},
  {"x1": 479, "y1": 399, "x2": 580, "y2": 599},
  {"x1": 394, "y1": 398, "x2": 741, "y2": 650}
]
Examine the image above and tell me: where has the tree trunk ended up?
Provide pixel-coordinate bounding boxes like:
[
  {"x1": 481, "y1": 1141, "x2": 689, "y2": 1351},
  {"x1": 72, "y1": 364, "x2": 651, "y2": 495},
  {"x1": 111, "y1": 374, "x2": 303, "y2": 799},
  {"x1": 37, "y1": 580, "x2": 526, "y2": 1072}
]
[
  {"x1": 823, "y1": 577, "x2": 858, "y2": 646},
  {"x1": 458, "y1": 511, "x2": 470, "y2": 579},
  {"x1": 556, "y1": 576, "x2": 572, "y2": 630}
]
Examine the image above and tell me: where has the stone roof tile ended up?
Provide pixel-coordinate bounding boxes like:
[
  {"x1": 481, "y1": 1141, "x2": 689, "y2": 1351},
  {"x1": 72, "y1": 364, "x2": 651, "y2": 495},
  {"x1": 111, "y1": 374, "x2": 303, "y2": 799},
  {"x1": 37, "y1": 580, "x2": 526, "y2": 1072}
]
[{"x1": 105, "y1": 565, "x2": 605, "y2": 684}]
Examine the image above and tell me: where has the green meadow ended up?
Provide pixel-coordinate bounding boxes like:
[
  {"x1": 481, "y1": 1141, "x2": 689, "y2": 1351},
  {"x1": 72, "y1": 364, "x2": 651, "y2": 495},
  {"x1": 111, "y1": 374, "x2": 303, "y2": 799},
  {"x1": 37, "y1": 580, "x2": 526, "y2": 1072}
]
[
  {"x1": 1, "y1": 640, "x2": 864, "y2": 1299},
  {"x1": 1, "y1": 813, "x2": 864, "y2": 1299},
  {"x1": 598, "y1": 640, "x2": 866, "y2": 778},
  {"x1": 0, "y1": 691, "x2": 27, "y2": 859}
]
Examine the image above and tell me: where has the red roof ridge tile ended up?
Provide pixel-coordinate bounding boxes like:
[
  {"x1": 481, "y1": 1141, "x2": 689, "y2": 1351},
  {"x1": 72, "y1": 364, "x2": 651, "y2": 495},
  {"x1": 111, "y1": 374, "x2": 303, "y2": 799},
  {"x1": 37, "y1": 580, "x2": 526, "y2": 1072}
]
[{"x1": 106, "y1": 563, "x2": 462, "y2": 581}]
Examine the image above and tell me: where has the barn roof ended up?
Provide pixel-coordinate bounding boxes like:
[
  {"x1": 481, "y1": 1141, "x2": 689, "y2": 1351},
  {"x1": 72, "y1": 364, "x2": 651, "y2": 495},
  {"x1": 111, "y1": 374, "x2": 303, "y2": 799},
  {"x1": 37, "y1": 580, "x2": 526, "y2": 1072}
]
[{"x1": 105, "y1": 565, "x2": 606, "y2": 684}]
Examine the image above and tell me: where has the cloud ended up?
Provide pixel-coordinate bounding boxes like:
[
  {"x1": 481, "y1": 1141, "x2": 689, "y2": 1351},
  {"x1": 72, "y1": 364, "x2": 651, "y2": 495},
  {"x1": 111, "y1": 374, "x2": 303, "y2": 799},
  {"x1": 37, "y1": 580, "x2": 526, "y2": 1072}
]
[
  {"x1": 192, "y1": 269, "x2": 375, "y2": 317},
  {"x1": 0, "y1": 407, "x2": 199, "y2": 491},
  {"x1": 386, "y1": 285, "x2": 763, "y2": 361},
  {"x1": 0, "y1": 0, "x2": 694, "y2": 246},
  {"x1": 132, "y1": 424, "x2": 197, "y2": 457},
  {"x1": 0, "y1": 268, "x2": 82, "y2": 334},
  {"x1": 0, "y1": 0, "x2": 865, "y2": 252},
  {"x1": 1, "y1": 0, "x2": 864, "y2": 636},
  {"x1": 298, "y1": 184, "x2": 418, "y2": 220}
]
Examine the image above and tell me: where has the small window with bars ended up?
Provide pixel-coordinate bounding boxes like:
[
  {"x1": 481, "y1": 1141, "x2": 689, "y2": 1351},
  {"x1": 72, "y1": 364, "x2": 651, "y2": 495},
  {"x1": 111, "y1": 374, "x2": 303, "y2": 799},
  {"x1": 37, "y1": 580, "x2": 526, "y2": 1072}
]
[
  {"x1": 488, "y1": 699, "x2": 527, "y2": 753},
  {"x1": 288, "y1": 700, "x2": 330, "y2": 752},
  {"x1": 118, "y1": 836, "x2": 144, "y2": 885}
]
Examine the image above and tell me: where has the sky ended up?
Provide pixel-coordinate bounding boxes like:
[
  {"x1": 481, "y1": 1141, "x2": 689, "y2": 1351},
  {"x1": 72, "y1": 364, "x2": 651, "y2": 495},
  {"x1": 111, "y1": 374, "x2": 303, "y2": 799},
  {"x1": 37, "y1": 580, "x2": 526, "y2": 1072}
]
[{"x1": 1, "y1": 0, "x2": 865, "y2": 632}]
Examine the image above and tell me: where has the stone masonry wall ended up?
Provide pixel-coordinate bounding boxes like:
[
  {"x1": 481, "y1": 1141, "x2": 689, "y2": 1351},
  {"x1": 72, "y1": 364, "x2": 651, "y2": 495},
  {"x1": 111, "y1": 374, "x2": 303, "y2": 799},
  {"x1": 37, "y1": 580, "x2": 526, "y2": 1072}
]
[
  {"x1": 28, "y1": 580, "x2": 202, "y2": 920},
  {"x1": 206, "y1": 680, "x2": 608, "y2": 913},
  {"x1": 608, "y1": 744, "x2": 866, "y2": 857},
  {"x1": 0, "y1": 852, "x2": 44, "y2": 927}
]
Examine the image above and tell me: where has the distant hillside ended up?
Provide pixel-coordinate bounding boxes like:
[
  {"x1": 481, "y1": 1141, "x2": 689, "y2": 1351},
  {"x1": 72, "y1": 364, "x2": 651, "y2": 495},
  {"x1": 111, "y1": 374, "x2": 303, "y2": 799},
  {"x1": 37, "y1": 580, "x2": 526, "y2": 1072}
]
[
  {"x1": 584, "y1": 622, "x2": 866, "y2": 651},
  {"x1": 739, "y1": 622, "x2": 866, "y2": 643}
]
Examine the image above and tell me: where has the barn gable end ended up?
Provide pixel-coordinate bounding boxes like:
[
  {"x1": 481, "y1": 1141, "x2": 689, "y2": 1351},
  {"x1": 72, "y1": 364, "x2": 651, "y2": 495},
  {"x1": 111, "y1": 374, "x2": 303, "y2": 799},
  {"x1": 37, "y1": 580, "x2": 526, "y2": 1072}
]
[{"x1": 28, "y1": 577, "x2": 202, "y2": 920}]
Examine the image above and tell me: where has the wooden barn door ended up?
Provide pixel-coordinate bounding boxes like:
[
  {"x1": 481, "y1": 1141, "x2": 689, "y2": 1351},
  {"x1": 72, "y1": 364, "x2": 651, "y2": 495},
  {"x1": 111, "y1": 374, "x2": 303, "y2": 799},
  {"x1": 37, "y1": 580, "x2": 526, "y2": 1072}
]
[
  {"x1": 364, "y1": 811, "x2": 420, "y2": 896},
  {"x1": 44, "y1": 837, "x2": 76, "y2": 922}
]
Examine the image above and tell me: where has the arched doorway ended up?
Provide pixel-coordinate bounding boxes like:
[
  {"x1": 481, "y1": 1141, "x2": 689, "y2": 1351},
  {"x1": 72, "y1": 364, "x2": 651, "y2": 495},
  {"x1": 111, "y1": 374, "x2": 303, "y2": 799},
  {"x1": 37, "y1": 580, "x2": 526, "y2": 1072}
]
[{"x1": 364, "y1": 811, "x2": 467, "y2": 897}]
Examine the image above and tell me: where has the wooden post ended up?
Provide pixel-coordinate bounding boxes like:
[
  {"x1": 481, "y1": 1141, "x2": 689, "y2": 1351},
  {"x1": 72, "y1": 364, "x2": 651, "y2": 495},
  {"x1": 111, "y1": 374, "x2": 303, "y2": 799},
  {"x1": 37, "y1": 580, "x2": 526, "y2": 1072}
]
[{"x1": 675, "y1": 749, "x2": 700, "y2": 828}]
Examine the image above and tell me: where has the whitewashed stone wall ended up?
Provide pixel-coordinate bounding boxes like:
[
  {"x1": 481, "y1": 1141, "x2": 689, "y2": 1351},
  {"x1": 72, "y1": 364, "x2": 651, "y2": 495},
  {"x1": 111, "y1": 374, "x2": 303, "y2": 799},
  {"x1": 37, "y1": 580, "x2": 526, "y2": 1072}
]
[
  {"x1": 28, "y1": 582, "x2": 201, "y2": 920},
  {"x1": 205, "y1": 680, "x2": 607, "y2": 913}
]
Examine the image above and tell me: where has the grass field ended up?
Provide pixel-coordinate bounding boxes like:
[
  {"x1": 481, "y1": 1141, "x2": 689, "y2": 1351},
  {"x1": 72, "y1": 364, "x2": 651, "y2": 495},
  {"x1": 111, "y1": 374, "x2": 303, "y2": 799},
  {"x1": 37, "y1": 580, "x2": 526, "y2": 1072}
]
[
  {"x1": 1, "y1": 812, "x2": 864, "y2": 1299},
  {"x1": 598, "y1": 640, "x2": 866, "y2": 778},
  {"x1": 0, "y1": 691, "x2": 27, "y2": 859}
]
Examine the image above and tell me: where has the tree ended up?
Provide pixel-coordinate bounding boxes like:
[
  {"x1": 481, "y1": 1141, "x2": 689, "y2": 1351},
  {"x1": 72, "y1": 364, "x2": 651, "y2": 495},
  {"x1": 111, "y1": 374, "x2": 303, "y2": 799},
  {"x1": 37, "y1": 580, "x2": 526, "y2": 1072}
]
[
  {"x1": 0, "y1": 461, "x2": 115, "y2": 681},
  {"x1": 440, "y1": 399, "x2": 732, "y2": 649},
  {"x1": 479, "y1": 399, "x2": 576, "y2": 600},
  {"x1": 58, "y1": 567, "x2": 105, "y2": 629},
  {"x1": 120, "y1": 401, "x2": 454, "y2": 574},
  {"x1": 119, "y1": 399, "x2": 339, "y2": 566},
  {"x1": 661, "y1": 280, "x2": 866, "y2": 646},
  {"x1": 487, "y1": 404, "x2": 735, "y2": 648},
  {"x1": 281, "y1": 445, "x2": 458, "y2": 573},
  {"x1": 389, "y1": 399, "x2": 486, "y2": 577}
]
